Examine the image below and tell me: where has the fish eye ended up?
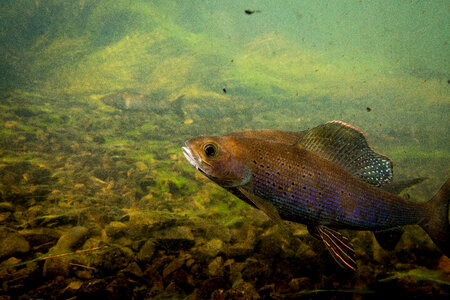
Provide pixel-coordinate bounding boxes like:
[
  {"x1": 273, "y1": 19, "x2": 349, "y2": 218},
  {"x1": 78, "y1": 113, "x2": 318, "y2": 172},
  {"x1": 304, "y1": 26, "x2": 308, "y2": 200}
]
[{"x1": 203, "y1": 143, "x2": 219, "y2": 158}]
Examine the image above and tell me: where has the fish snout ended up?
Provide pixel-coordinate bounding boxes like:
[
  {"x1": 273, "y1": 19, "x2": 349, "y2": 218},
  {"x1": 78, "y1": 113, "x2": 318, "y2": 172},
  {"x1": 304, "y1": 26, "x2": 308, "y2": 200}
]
[{"x1": 182, "y1": 141, "x2": 201, "y2": 169}]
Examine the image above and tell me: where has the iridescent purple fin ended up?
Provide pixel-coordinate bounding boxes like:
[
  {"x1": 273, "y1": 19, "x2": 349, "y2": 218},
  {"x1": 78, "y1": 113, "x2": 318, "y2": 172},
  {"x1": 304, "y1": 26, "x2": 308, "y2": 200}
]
[
  {"x1": 296, "y1": 121, "x2": 393, "y2": 186},
  {"x1": 316, "y1": 225, "x2": 357, "y2": 271}
]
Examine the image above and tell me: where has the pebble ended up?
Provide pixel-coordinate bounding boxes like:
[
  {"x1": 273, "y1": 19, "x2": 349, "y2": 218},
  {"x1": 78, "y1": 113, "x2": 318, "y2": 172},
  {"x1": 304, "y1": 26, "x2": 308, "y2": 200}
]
[
  {"x1": 137, "y1": 239, "x2": 156, "y2": 263},
  {"x1": 0, "y1": 228, "x2": 30, "y2": 259},
  {"x1": 255, "y1": 233, "x2": 283, "y2": 258},
  {"x1": 121, "y1": 261, "x2": 144, "y2": 278},
  {"x1": 196, "y1": 239, "x2": 223, "y2": 258},
  {"x1": 163, "y1": 255, "x2": 185, "y2": 279},
  {"x1": 226, "y1": 243, "x2": 253, "y2": 259},
  {"x1": 155, "y1": 226, "x2": 195, "y2": 250},
  {"x1": 208, "y1": 256, "x2": 224, "y2": 276},
  {"x1": 105, "y1": 221, "x2": 128, "y2": 238},
  {"x1": 0, "y1": 202, "x2": 14, "y2": 212}
]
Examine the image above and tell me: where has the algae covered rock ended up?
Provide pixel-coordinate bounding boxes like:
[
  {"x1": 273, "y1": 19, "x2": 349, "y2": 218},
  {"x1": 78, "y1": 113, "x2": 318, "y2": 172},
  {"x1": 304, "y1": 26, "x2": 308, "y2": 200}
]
[
  {"x1": 105, "y1": 221, "x2": 128, "y2": 238},
  {"x1": 137, "y1": 239, "x2": 156, "y2": 263},
  {"x1": 43, "y1": 226, "x2": 90, "y2": 277},
  {"x1": 195, "y1": 238, "x2": 224, "y2": 259},
  {"x1": 208, "y1": 256, "x2": 224, "y2": 277},
  {"x1": 155, "y1": 226, "x2": 195, "y2": 251},
  {"x1": 0, "y1": 227, "x2": 30, "y2": 259}
]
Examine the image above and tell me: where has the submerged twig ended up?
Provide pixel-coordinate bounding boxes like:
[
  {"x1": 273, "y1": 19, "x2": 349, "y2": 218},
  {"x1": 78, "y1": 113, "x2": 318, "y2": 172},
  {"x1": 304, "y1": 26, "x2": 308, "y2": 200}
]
[
  {"x1": 0, "y1": 246, "x2": 109, "y2": 270},
  {"x1": 69, "y1": 262, "x2": 97, "y2": 271}
]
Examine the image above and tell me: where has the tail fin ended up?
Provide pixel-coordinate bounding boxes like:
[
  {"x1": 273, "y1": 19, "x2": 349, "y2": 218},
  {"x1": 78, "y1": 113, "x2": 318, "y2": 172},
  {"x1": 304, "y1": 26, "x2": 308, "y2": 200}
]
[{"x1": 419, "y1": 179, "x2": 450, "y2": 256}]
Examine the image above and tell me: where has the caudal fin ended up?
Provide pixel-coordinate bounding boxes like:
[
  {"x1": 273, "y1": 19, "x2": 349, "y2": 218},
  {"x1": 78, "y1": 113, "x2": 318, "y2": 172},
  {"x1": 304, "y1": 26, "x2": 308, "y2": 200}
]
[{"x1": 420, "y1": 179, "x2": 450, "y2": 256}]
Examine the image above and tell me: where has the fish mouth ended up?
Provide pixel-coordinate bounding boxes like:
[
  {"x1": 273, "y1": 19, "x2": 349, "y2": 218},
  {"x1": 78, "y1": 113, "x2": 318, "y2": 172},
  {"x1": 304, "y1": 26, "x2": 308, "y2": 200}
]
[{"x1": 182, "y1": 144, "x2": 201, "y2": 170}]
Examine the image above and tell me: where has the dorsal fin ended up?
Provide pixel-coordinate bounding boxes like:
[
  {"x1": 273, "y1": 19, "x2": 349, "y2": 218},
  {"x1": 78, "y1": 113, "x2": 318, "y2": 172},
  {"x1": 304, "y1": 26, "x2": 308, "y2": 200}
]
[{"x1": 296, "y1": 121, "x2": 393, "y2": 186}]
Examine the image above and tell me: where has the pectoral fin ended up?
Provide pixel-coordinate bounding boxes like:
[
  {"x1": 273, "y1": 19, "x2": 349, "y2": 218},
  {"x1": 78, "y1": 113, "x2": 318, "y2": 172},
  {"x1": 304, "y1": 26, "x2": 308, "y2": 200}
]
[
  {"x1": 316, "y1": 225, "x2": 357, "y2": 271},
  {"x1": 238, "y1": 188, "x2": 289, "y2": 233}
]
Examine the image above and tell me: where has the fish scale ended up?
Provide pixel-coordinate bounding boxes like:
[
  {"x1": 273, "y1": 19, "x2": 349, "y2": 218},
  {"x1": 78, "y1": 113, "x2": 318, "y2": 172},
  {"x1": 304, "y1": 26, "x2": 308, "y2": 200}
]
[{"x1": 247, "y1": 139, "x2": 424, "y2": 229}]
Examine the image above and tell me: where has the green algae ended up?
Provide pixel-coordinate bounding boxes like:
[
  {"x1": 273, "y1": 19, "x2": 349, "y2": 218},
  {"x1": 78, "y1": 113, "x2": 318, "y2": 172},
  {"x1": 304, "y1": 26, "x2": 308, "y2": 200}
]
[{"x1": 380, "y1": 268, "x2": 450, "y2": 286}]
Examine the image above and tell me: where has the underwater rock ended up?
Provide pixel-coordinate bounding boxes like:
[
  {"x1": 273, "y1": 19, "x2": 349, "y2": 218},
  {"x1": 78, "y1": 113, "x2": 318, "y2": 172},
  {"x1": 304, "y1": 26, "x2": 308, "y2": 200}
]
[
  {"x1": 255, "y1": 233, "x2": 283, "y2": 258},
  {"x1": 197, "y1": 277, "x2": 229, "y2": 299},
  {"x1": 105, "y1": 221, "x2": 128, "y2": 238},
  {"x1": 144, "y1": 266, "x2": 164, "y2": 296},
  {"x1": 208, "y1": 256, "x2": 224, "y2": 277},
  {"x1": 0, "y1": 202, "x2": 14, "y2": 212},
  {"x1": 438, "y1": 255, "x2": 450, "y2": 273},
  {"x1": 224, "y1": 281, "x2": 260, "y2": 299},
  {"x1": 0, "y1": 259, "x2": 39, "y2": 295},
  {"x1": 165, "y1": 268, "x2": 194, "y2": 294},
  {"x1": 155, "y1": 226, "x2": 195, "y2": 251},
  {"x1": 0, "y1": 162, "x2": 54, "y2": 205},
  {"x1": 203, "y1": 223, "x2": 232, "y2": 243},
  {"x1": 18, "y1": 228, "x2": 61, "y2": 251},
  {"x1": 43, "y1": 226, "x2": 89, "y2": 277},
  {"x1": 0, "y1": 227, "x2": 30, "y2": 259},
  {"x1": 54, "y1": 226, "x2": 89, "y2": 250},
  {"x1": 162, "y1": 255, "x2": 186, "y2": 279},
  {"x1": 137, "y1": 239, "x2": 156, "y2": 263},
  {"x1": 288, "y1": 277, "x2": 312, "y2": 292},
  {"x1": 0, "y1": 202, "x2": 15, "y2": 223},
  {"x1": 74, "y1": 269, "x2": 93, "y2": 280},
  {"x1": 195, "y1": 238, "x2": 224, "y2": 259},
  {"x1": 225, "y1": 243, "x2": 254, "y2": 259},
  {"x1": 241, "y1": 258, "x2": 272, "y2": 283},
  {"x1": 120, "y1": 261, "x2": 144, "y2": 279},
  {"x1": 164, "y1": 281, "x2": 184, "y2": 297}
]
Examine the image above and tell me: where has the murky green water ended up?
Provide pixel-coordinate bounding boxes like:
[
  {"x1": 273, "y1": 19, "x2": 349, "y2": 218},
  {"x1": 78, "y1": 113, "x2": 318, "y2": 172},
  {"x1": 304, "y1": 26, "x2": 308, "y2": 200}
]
[{"x1": 0, "y1": 1, "x2": 449, "y2": 299}]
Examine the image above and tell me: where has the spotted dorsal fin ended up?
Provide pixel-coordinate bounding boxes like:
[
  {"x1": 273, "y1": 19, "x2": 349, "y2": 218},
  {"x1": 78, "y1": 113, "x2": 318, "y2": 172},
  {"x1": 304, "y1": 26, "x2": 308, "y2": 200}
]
[{"x1": 296, "y1": 121, "x2": 393, "y2": 186}]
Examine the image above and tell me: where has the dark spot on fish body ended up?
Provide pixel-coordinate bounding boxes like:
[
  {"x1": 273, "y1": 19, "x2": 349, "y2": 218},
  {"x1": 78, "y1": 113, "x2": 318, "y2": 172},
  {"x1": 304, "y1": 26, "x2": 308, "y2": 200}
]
[
  {"x1": 222, "y1": 88, "x2": 227, "y2": 93},
  {"x1": 366, "y1": 107, "x2": 371, "y2": 112}
]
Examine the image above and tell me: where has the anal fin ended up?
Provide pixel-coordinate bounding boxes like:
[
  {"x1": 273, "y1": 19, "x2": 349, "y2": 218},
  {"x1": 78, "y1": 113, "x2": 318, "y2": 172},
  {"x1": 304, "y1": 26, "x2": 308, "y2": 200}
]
[
  {"x1": 307, "y1": 224, "x2": 321, "y2": 240},
  {"x1": 316, "y1": 225, "x2": 357, "y2": 271},
  {"x1": 374, "y1": 227, "x2": 404, "y2": 251}
]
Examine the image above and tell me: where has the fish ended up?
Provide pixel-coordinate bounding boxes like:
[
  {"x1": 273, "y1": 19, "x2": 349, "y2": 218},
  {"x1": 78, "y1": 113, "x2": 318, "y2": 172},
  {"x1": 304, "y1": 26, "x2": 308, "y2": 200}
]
[
  {"x1": 182, "y1": 121, "x2": 449, "y2": 270},
  {"x1": 100, "y1": 91, "x2": 185, "y2": 118},
  {"x1": 244, "y1": 9, "x2": 261, "y2": 15}
]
